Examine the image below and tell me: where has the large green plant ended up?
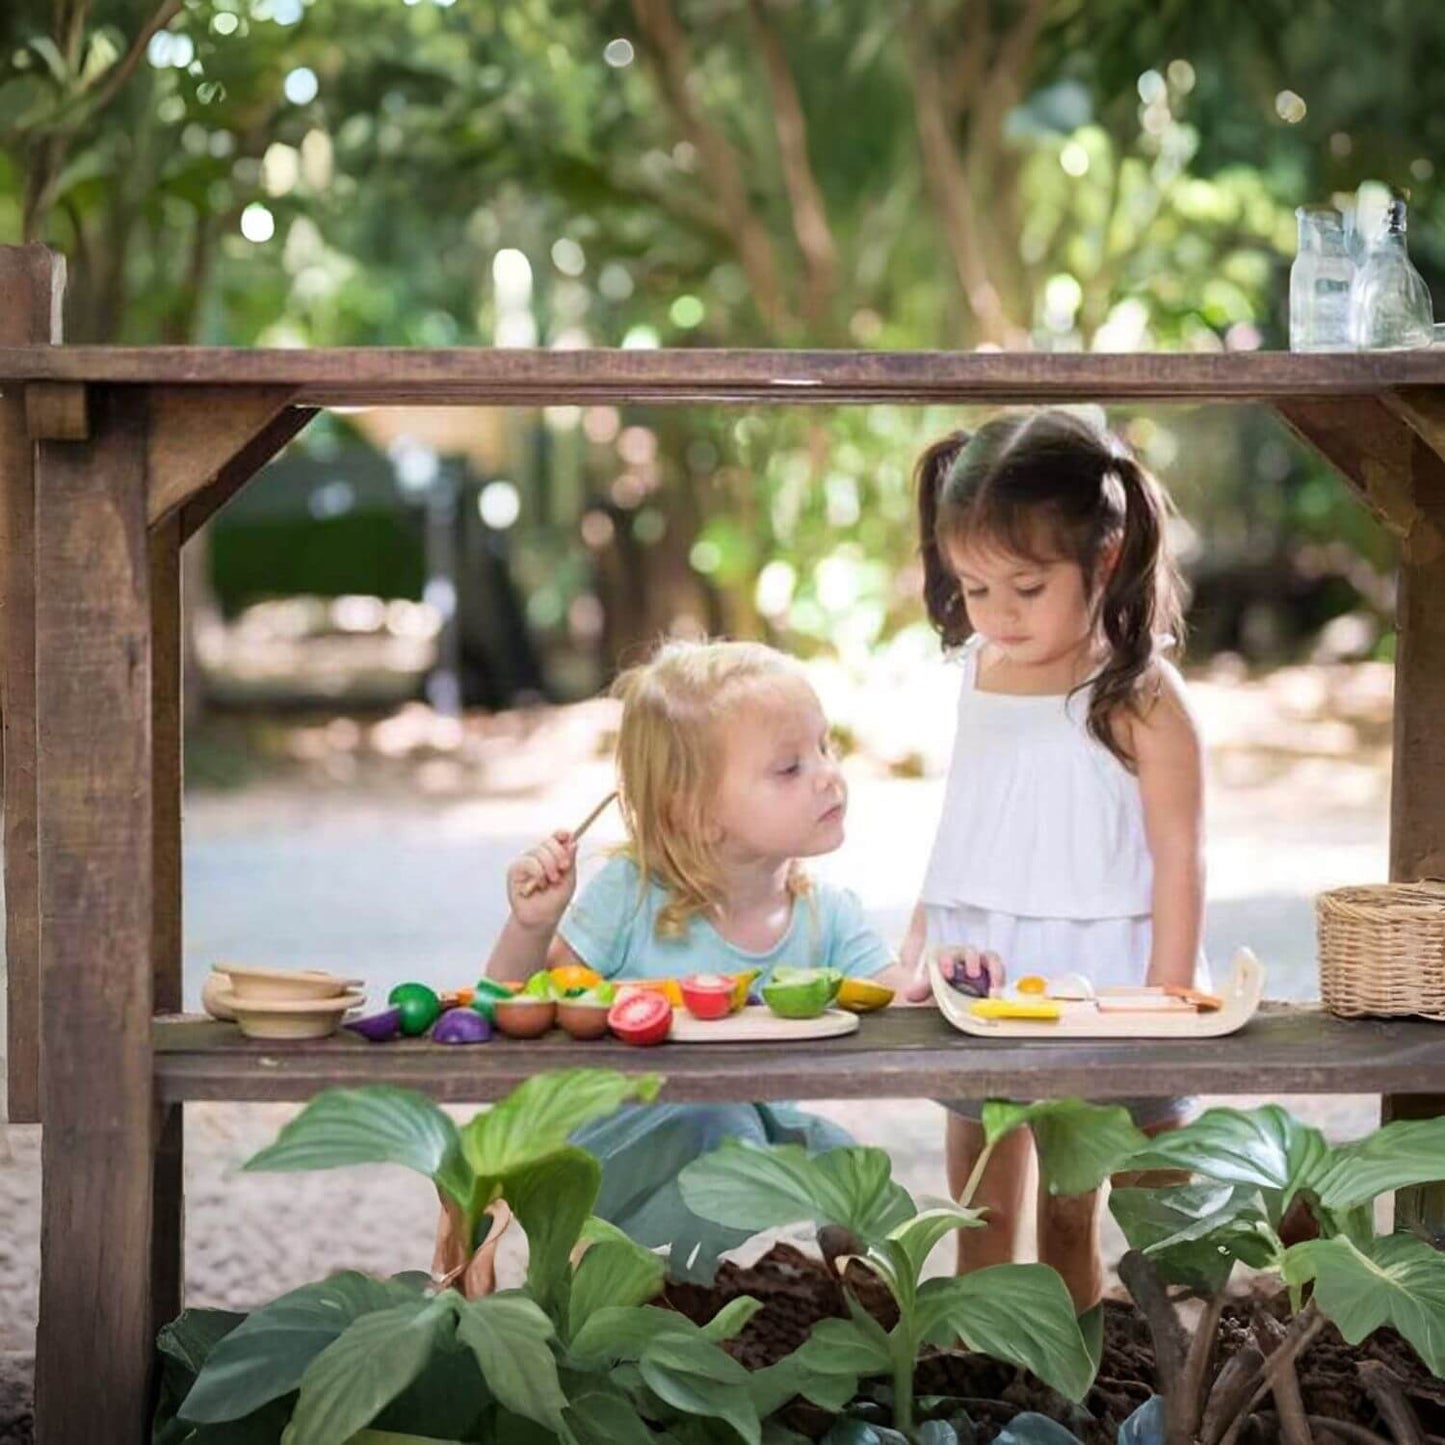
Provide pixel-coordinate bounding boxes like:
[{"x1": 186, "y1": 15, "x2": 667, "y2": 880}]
[
  {"x1": 677, "y1": 1100, "x2": 1136, "y2": 1438},
  {"x1": 156, "y1": 1070, "x2": 780, "y2": 1445},
  {"x1": 1103, "y1": 1103, "x2": 1445, "y2": 1445}
]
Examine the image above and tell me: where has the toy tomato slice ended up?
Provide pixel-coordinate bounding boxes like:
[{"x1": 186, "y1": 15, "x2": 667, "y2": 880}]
[
  {"x1": 680, "y1": 973, "x2": 735, "y2": 1021},
  {"x1": 607, "y1": 991, "x2": 672, "y2": 1046}
]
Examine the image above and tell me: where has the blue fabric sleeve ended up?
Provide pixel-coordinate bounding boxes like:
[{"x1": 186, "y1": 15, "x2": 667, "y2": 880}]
[
  {"x1": 558, "y1": 854, "x2": 643, "y2": 979},
  {"x1": 820, "y1": 885, "x2": 893, "y2": 978}
]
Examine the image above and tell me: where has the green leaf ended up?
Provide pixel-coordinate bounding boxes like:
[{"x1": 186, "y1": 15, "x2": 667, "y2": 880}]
[
  {"x1": 562, "y1": 1388, "x2": 660, "y2": 1445},
  {"x1": 1124, "y1": 1105, "x2": 1329, "y2": 1219},
  {"x1": 887, "y1": 1201, "x2": 983, "y2": 1278},
  {"x1": 461, "y1": 1068, "x2": 661, "y2": 1179},
  {"x1": 748, "y1": 1316, "x2": 890, "y2": 1417},
  {"x1": 981, "y1": 1100, "x2": 1148, "y2": 1196},
  {"x1": 349, "y1": 1433, "x2": 470, "y2": 1444},
  {"x1": 283, "y1": 1295, "x2": 459, "y2": 1445},
  {"x1": 1283, "y1": 1234, "x2": 1445, "y2": 1374},
  {"x1": 181, "y1": 1273, "x2": 414, "y2": 1423},
  {"x1": 455, "y1": 1291, "x2": 567, "y2": 1431},
  {"x1": 569, "y1": 1304, "x2": 698, "y2": 1365},
  {"x1": 244, "y1": 1087, "x2": 471, "y2": 1210},
  {"x1": 914, "y1": 1265, "x2": 1096, "y2": 1401},
  {"x1": 506, "y1": 1145, "x2": 601, "y2": 1319},
  {"x1": 700, "y1": 1296, "x2": 764, "y2": 1343},
  {"x1": 1310, "y1": 1119, "x2": 1445, "y2": 1211},
  {"x1": 679, "y1": 1141, "x2": 914, "y2": 1241},
  {"x1": 154, "y1": 1308, "x2": 248, "y2": 1444},
  {"x1": 1110, "y1": 1184, "x2": 1275, "y2": 1293},
  {"x1": 568, "y1": 1239, "x2": 667, "y2": 1342},
  {"x1": 638, "y1": 1331, "x2": 761, "y2": 1445}
]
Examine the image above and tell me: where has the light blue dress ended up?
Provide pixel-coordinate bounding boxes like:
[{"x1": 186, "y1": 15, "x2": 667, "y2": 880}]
[{"x1": 561, "y1": 854, "x2": 891, "y2": 1279}]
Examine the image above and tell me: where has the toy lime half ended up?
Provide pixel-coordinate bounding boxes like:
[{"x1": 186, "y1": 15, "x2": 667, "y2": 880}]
[
  {"x1": 836, "y1": 977, "x2": 894, "y2": 1013},
  {"x1": 470, "y1": 977, "x2": 516, "y2": 1023},
  {"x1": 761, "y1": 966, "x2": 843, "y2": 1020}
]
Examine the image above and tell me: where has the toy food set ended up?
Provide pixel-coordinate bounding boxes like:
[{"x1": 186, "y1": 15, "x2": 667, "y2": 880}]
[
  {"x1": 929, "y1": 948, "x2": 1264, "y2": 1039},
  {"x1": 331, "y1": 959, "x2": 878, "y2": 1049}
]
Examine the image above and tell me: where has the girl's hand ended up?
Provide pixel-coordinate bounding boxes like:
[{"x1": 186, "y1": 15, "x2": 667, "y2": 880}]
[
  {"x1": 935, "y1": 947, "x2": 1005, "y2": 999},
  {"x1": 507, "y1": 829, "x2": 577, "y2": 931}
]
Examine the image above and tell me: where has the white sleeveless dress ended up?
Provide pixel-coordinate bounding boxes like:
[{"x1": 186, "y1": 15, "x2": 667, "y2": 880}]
[
  {"x1": 923, "y1": 635, "x2": 1208, "y2": 989},
  {"x1": 924, "y1": 638, "x2": 1206, "y2": 1126}
]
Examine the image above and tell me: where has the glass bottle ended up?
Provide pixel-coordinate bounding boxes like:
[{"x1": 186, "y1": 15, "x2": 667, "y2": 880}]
[
  {"x1": 1290, "y1": 207, "x2": 1353, "y2": 351},
  {"x1": 1349, "y1": 199, "x2": 1435, "y2": 350}
]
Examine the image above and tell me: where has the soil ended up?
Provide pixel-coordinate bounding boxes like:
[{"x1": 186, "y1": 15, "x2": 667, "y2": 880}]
[{"x1": 661, "y1": 1244, "x2": 1445, "y2": 1443}]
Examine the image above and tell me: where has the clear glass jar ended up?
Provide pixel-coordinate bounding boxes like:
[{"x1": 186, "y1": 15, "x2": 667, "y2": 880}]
[
  {"x1": 1290, "y1": 207, "x2": 1353, "y2": 351},
  {"x1": 1349, "y1": 199, "x2": 1435, "y2": 350}
]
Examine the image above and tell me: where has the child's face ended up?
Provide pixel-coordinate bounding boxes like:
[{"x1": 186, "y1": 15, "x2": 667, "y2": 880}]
[
  {"x1": 947, "y1": 535, "x2": 1094, "y2": 668},
  {"x1": 710, "y1": 678, "x2": 847, "y2": 866}
]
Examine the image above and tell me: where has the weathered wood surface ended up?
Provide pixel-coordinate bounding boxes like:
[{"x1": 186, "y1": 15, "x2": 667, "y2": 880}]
[
  {"x1": 1, "y1": 245, "x2": 64, "y2": 1123},
  {"x1": 4, "y1": 348, "x2": 1445, "y2": 405},
  {"x1": 34, "y1": 387, "x2": 156, "y2": 1442},
  {"x1": 153, "y1": 1005, "x2": 1445, "y2": 1104}
]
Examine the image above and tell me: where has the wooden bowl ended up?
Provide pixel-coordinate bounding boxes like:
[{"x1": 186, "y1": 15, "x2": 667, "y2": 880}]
[
  {"x1": 214, "y1": 989, "x2": 365, "y2": 1040},
  {"x1": 215, "y1": 965, "x2": 363, "y2": 1003},
  {"x1": 492, "y1": 999, "x2": 556, "y2": 1039},
  {"x1": 556, "y1": 1001, "x2": 610, "y2": 1040}
]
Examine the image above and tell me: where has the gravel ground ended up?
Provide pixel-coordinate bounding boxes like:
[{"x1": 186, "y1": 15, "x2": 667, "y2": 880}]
[{"x1": 0, "y1": 659, "x2": 1399, "y2": 1434}]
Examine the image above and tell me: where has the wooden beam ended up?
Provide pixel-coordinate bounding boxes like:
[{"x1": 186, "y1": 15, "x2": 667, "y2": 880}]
[
  {"x1": 146, "y1": 385, "x2": 301, "y2": 530},
  {"x1": 2, "y1": 346, "x2": 1445, "y2": 406},
  {"x1": 34, "y1": 386, "x2": 156, "y2": 1441},
  {"x1": 1, "y1": 244, "x2": 64, "y2": 1125},
  {"x1": 24, "y1": 382, "x2": 88, "y2": 441}
]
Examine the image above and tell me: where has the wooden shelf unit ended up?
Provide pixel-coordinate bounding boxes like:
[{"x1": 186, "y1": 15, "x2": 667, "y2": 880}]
[{"x1": 5, "y1": 241, "x2": 1445, "y2": 1442}]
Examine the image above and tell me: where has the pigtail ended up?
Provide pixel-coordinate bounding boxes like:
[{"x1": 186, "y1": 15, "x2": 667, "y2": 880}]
[
  {"x1": 915, "y1": 429, "x2": 972, "y2": 649},
  {"x1": 1086, "y1": 450, "x2": 1184, "y2": 768}
]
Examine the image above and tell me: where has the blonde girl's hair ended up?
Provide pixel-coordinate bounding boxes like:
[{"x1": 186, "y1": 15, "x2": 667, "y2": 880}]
[{"x1": 612, "y1": 638, "x2": 812, "y2": 938}]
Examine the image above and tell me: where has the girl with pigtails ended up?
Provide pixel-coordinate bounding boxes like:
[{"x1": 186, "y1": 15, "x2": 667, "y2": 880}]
[{"x1": 901, "y1": 409, "x2": 1210, "y2": 1310}]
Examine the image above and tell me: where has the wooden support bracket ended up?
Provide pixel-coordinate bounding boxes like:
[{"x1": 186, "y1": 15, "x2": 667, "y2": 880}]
[{"x1": 146, "y1": 386, "x2": 311, "y2": 537}]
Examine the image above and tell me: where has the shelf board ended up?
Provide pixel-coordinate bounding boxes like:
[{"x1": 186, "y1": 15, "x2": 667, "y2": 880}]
[
  {"x1": 154, "y1": 1005, "x2": 1445, "y2": 1104},
  {"x1": 6, "y1": 347, "x2": 1445, "y2": 406}
]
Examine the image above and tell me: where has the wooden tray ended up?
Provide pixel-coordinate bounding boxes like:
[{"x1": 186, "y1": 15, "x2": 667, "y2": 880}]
[
  {"x1": 668, "y1": 1005, "x2": 859, "y2": 1043},
  {"x1": 929, "y1": 948, "x2": 1264, "y2": 1039}
]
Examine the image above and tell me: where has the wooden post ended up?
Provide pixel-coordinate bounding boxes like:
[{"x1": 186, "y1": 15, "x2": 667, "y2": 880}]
[
  {"x1": 1276, "y1": 396, "x2": 1445, "y2": 1241},
  {"x1": 0, "y1": 244, "x2": 64, "y2": 1124},
  {"x1": 150, "y1": 511, "x2": 185, "y2": 1339},
  {"x1": 33, "y1": 385, "x2": 156, "y2": 1442}
]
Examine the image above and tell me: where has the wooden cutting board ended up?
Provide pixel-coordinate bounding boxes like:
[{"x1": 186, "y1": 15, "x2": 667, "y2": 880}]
[
  {"x1": 667, "y1": 1005, "x2": 859, "y2": 1043},
  {"x1": 930, "y1": 948, "x2": 1264, "y2": 1039}
]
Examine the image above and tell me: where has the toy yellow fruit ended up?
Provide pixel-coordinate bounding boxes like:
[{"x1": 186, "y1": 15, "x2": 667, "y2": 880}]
[
  {"x1": 836, "y1": 978, "x2": 894, "y2": 1014},
  {"x1": 968, "y1": 998, "x2": 1061, "y2": 1021},
  {"x1": 550, "y1": 963, "x2": 603, "y2": 994},
  {"x1": 729, "y1": 968, "x2": 760, "y2": 1012},
  {"x1": 1016, "y1": 975, "x2": 1049, "y2": 996}
]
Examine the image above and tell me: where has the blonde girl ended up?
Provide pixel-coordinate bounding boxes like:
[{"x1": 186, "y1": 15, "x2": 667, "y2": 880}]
[{"x1": 487, "y1": 638, "x2": 904, "y2": 1276}]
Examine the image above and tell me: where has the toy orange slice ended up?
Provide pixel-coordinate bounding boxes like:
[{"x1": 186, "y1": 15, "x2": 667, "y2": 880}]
[
  {"x1": 836, "y1": 978, "x2": 895, "y2": 1013},
  {"x1": 550, "y1": 963, "x2": 603, "y2": 994}
]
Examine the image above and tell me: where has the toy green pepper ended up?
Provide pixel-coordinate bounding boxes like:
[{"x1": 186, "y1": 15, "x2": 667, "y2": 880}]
[
  {"x1": 761, "y1": 966, "x2": 843, "y2": 1020},
  {"x1": 387, "y1": 982, "x2": 442, "y2": 1036}
]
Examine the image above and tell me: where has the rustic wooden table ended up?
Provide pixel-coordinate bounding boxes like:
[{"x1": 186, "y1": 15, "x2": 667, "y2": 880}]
[
  {"x1": 6, "y1": 240, "x2": 1445, "y2": 1442},
  {"x1": 155, "y1": 1006, "x2": 1445, "y2": 1104}
]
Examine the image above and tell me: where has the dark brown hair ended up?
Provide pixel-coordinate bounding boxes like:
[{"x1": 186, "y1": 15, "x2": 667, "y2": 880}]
[{"x1": 915, "y1": 410, "x2": 1183, "y2": 767}]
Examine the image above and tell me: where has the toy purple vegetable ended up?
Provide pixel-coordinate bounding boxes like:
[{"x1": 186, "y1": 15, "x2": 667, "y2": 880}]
[
  {"x1": 345, "y1": 1006, "x2": 403, "y2": 1042},
  {"x1": 433, "y1": 1008, "x2": 492, "y2": 1045},
  {"x1": 944, "y1": 960, "x2": 990, "y2": 999}
]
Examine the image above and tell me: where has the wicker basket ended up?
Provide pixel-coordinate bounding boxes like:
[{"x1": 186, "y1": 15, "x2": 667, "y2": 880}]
[{"x1": 1316, "y1": 881, "x2": 1445, "y2": 1021}]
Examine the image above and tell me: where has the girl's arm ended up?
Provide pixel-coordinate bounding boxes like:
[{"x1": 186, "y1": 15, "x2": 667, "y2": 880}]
[
  {"x1": 484, "y1": 828, "x2": 586, "y2": 982},
  {"x1": 1129, "y1": 666, "x2": 1206, "y2": 990}
]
